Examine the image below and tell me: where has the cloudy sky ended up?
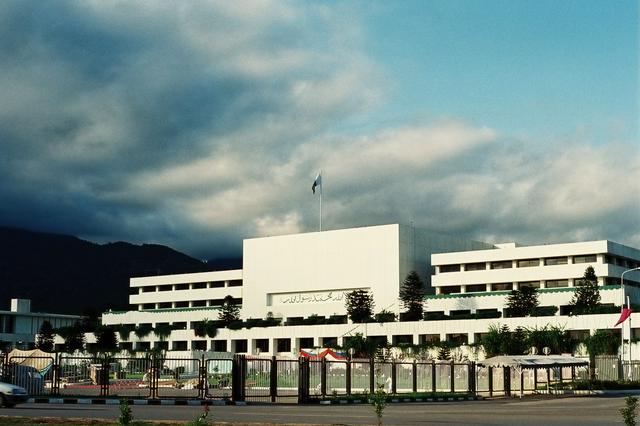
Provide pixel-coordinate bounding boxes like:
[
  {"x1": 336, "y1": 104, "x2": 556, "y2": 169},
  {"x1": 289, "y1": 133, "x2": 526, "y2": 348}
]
[{"x1": 0, "y1": 0, "x2": 638, "y2": 259}]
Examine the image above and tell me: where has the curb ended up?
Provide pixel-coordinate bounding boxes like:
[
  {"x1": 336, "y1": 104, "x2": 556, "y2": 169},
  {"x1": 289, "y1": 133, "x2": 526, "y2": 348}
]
[
  {"x1": 317, "y1": 395, "x2": 481, "y2": 405},
  {"x1": 28, "y1": 398, "x2": 233, "y2": 406}
]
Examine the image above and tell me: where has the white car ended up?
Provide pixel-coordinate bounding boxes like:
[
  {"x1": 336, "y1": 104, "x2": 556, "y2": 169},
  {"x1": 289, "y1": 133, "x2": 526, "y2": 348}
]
[{"x1": 0, "y1": 381, "x2": 28, "y2": 408}]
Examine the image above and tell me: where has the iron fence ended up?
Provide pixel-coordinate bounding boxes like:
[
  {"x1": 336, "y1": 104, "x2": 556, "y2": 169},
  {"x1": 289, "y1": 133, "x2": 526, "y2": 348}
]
[{"x1": 0, "y1": 353, "x2": 626, "y2": 403}]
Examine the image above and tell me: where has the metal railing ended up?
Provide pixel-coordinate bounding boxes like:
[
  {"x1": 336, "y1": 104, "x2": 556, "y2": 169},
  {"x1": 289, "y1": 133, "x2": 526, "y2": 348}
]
[{"x1": 2, "y1": 353, "x2": 627, "y2": 403}]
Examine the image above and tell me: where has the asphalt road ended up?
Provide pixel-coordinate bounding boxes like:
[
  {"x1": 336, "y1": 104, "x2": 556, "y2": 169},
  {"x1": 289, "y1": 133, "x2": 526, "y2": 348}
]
[{"x1": 0, "y1": 396, "x2": 631, "y2": 425}]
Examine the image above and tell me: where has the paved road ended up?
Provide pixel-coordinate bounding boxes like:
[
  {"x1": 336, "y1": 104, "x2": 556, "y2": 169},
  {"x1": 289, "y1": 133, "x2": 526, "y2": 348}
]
[{"x1": 0, "y1": 396, "x2": 631, "y2": 425}]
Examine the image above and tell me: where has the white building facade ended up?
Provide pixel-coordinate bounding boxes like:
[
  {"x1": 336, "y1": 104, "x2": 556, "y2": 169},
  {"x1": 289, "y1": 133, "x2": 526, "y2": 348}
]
[
  {"x1": 0, "y1": 299, "x2": 82, "y2": 351},
  {"x1": 101, "y1": 225, "x2": 640, "y2": 357}
]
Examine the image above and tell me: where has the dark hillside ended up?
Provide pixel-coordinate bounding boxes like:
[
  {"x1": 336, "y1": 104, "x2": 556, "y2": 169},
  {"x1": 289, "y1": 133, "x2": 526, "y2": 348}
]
[{"x1": 0, "y1": 227, "x2": 210, "y2": 315}]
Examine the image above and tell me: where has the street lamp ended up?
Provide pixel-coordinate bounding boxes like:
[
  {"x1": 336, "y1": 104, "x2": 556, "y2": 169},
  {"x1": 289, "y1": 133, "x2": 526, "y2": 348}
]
[{"x1": 621, "y1": 266, "x2": 640, "y2": 375}]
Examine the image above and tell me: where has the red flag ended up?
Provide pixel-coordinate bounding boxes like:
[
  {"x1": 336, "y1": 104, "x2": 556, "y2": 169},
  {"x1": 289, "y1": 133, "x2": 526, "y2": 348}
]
[{"x1": 614, "y1": 307, "x2": 632, "y2": 327}]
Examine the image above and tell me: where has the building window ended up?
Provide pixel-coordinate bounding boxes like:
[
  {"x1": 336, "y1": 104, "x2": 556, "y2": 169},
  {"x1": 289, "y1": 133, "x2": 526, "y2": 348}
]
[
  {"x1": 491, "y1": 283, "x2": 513, "y2": 291},
  {"x1": 172, "y1": 322, "x2": 187, "y2": 330},
  {"x1": 191, "y1": 300, "x2": 206, "y2": 307},
  {"x1": 419, "y1": 334, "x2": 440, "y2": 344},
  {"x1": 276, "y1": 338, "x2": 291, "y2": 353},
  {"x1": 446, "y1": 333, "x2": 468, "y2": 345},
  {"x1": 440, "y1": 286, "x2": 461, "y2": 295},
  {"x1": 212, "y1": 340, "x2": 227, "y2": 352},
  {"x1": 322, "y1": 337, "x2": 337, "y2": 347},
  {"x1": 158, "y1": 285, "x2": 172, "y2": 292},
  {"x1": 233, "y1": 340, "x2": 248, "y2": 353},
  {"x1": 464, "y1": 262, "x2": 486, "y2": 271},
  {"x1": 299, "y1": 337, "x2": 314, "y2": 348},
  {"x1": 545, "y1": 279, "x2": 568, "y2": 288},
  {"x1": 172, "y1": 341, "x2": 188, "y2": 351},
  {"x1": 392, "y1": 335, "x2": 413, "y2": 345},
  {"x1": 228, "y1": 280, "x2": 243, "y2": 287},
  {"x1": 544, "y1": 257, "x2": 568, "y2": 266},
  {"x1": 158, "y1": 302, "x2": 172, "y2": 309},
  {"x1": 142, "y1": 303, "x2": 155, "y2": 310},
  {"x1": 154, "y1": 341, "x2": 168, "y2": 350},
  {"x1": 175, "y1": 301, "x2": 189, "y2": 308},
  {"x1": 175, "y1": 284, "x2": 189, "y2": 290},
  {"x1": 517, "y1": 259, "x2": 539, "y2": 268},
  {"x1": 519, "y1": 281, "x2": 540, "y2": 289},
  {"x1": 439, "y1": 264, "x2": 461, "y2": 273},
  {"x1": 491, "y1": 261, "x2": 512, "y2": 269},
  {"x1": 465, "y1": 284, "x2": 487, "y2": 293},
  {"x1": 192, "y1": 340, "x2": 207, "y2": 351},
  {"x1": 209, "y1": 281, "x2": 225, "y2": 288},
  {"x1": 573, "y1": 255, "x2": 597, "y2": 264},
  {"x1": 255, "y1": 339, "x2": 269, "y2": 353},
  {"x1": 142, "y1": 286, "x2": 155, "y2": 293},
  {"x1": 192, "y1": 282, "x2": 207, "y2": 289}
]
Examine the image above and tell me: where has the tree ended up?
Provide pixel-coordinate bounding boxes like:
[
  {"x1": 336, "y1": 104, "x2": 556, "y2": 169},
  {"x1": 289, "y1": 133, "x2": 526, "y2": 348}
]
[
  {"x1": 219, "y1": 295, "x2": 240, "y2": 326},
  {"x1": 399, "y1": 271, "x2": 425, "y2": 321},
  {"x1": 584, "y1": 329, "x2": 619, "y2": 380},
  {"x1": 505, "y1": 286, "x2": 539, "y2": 317},
  {"x1": 57, "y1": 322, "x2": 85, "y2": 353},
  {"x1": 35, "y1": 320, "x2": 55, "y2": 352},
  {"x1": 481, "y1": 324, "x2": 527, "y2": 357},
  {"x1": 94, "y1": 325, "x2": 118, "y2": 354},
  {"x1": 345, "y1": 289, "x2": 374, "y2": 323},
  {"x1": 153, "y1": 324, "x2": 174, "y2": 341},
  {"x1": 342, "y1": 332, "x2": 378, "y2": 358},
  {"x1": 437, "y1": 344, "x2": 451, "y2": 360},
  {"x1": 569, "y1": 266, "x2": 601, "y2": 315}
]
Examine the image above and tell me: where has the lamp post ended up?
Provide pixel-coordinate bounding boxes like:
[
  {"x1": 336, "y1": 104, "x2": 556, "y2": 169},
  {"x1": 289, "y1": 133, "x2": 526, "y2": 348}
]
[{"x1": 621, "y1": 267, "x2": 640, "y2": 373}]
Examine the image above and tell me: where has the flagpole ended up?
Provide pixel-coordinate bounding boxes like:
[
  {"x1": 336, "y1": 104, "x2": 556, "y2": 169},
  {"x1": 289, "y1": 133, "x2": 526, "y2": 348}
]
[{"x1": 319, "y1": 170, "x2": 323, "y2": 232}]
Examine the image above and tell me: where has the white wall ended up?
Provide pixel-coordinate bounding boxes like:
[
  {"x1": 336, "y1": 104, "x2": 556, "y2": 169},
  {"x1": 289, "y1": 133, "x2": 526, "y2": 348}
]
[{"x1": 241, "y1": 224, "x2": 402, "y2": 320}]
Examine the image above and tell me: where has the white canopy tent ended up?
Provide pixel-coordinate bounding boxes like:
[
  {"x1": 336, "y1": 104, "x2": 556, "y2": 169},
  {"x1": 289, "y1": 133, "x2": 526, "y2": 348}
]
[{"x1": 478, "y1": 355, "x2": 588, "y2": 397}]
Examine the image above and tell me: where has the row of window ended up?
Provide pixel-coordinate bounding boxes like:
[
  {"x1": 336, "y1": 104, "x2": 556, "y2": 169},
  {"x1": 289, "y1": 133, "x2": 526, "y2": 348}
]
[
  {"x1": 438, "y1": 255, "x2": 599, "y2": 273},
  {"x1": 137, "y1": 280, "x2": 242, "y2": 294},
  {"x1": 438, "y1": 279, "x2": 574, "y2": 295},
  {"x1": 137, "y1": 297, "x2": 242, "y2": 310}
]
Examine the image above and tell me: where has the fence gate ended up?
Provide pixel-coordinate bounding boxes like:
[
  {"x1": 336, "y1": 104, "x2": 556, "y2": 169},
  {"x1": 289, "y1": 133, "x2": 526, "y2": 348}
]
[{"x1": 205, "y1": 358, "x2": 233, "y2": 400}]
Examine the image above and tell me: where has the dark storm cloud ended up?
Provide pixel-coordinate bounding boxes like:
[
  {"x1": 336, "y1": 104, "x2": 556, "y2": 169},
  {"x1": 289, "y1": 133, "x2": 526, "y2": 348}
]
[{"x1": 0, "y1": 0, "x2": 379, "y2": 257}]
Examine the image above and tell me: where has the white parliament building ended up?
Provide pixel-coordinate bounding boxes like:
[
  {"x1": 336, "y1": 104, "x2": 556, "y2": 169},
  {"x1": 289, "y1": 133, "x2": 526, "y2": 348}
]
[{"x1": 102, "y1": 224, "x2": 640, "y2": 357}]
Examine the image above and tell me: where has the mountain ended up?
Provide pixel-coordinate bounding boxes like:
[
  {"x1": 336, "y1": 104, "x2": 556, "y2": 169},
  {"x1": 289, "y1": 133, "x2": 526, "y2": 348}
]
[{"x1": 0, "y1": 227, "x2": 213, "y2": 315}]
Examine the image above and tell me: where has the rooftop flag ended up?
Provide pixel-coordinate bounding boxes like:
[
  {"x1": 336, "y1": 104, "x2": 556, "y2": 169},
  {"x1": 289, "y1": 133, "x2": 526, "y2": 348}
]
[{"x1": 312, "y1": 173, "x2": 322, "y2": 194}]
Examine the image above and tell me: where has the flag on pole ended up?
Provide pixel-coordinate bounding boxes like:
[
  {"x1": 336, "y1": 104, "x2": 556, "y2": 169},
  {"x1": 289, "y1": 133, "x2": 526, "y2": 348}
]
[
  {"x1": 312, "y1": 173, "x2": 322, "y2": 194},
  {"x1": 614, "y1": 307, "x2": 632, "y2": 327}
]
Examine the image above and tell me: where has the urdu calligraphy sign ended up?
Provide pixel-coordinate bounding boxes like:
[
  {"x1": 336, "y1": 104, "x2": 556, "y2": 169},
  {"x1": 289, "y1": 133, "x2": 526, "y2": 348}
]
[{"x1": 272, "y1": 290, "x2": 350, "y2": 305}]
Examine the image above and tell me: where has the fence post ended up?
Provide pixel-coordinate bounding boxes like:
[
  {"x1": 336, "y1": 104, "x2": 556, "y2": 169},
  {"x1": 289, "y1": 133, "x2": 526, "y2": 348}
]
[
  {"x1": 504, "y1": 366, "x2": 511, "y2": 397},
  {"x1": 468, "y1": 362, "x2": 475, "y2": 395},
  {"x1": 198, "y1": 355, "x2": 206, "y2": 400},
  {"x1": 100, "y1": 354, "x2": 110, "y2": 397},
  {"x1": 321, "y1": 357, "x2": 328, "y2": 397},
  {"x1": 51, "y1": 352, "x2": 60, "y2": 396},
  {"x1": 618, "y1": 356, "x2": 624, "y2": 381},
  {"x1": 488, "y1": 366, "x2": 493, "y2": 397},
  {"x1": 412, "y1": 360, "x2": 417, "y2": 393},
  {"x1": 298, "y1": 357, "x2": 310, "y2": 404},
  {"x1": 346, "y1": 357, "x2": 352, "y2": 396},
  {"x1": 232, "y1": 354, "x2": 246, "y2": 403},
  {"x1": 391, "y1": 359, "x2": 397, "y2": 395},
  {"x1": 431, "y1": 361, "x2": 436, "y2": 395},
  {"x1": 150, "y1": 354, "x2": 160, "y2": 399},
  {"x1": 270, "y1": 356, "x2": 278, "y2": 402},
  {"x1": 450, "y1": 360, "x2": 455, "y2": 393},
  {"x1": 369, "y1": 357, "x2": 375, "y2": 394}
]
